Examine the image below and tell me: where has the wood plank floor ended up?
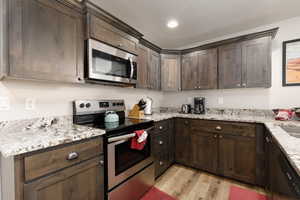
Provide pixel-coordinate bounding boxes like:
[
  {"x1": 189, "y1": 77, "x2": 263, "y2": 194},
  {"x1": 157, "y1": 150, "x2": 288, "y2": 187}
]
[{"x1": 155, "y1": 164, "x2": 267, "y2": 200}]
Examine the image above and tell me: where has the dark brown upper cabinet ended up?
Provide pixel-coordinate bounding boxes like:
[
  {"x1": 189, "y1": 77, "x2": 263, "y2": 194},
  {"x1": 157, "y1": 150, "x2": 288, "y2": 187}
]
[
  {"x1": 87, "y1": 13, "x2": 138, "y2": 55},
  {"x1": 8, "y1": 0, "x2": 84, "y2": 83},
  {"x1": 137, "y1": 45, "x2": 161, "y2": 90},
  {"x1": 161, "y1": 54, "x2": 181, "y2": 91},
  {"x1": 181, "y1": 48, "x2": 218, "y2": 90},
  {"x1": 219, "y1": 36, "x2": 272, "y2": 89},
  {"x1": 218, "y1": 43, "x2": 243, "y2": 89},
  {"x1": 181, "y1": 52, "x2": 198, "y2": 90},
  {"x1": 242, "y1": 37, "x2": 271, "y2": 88}
]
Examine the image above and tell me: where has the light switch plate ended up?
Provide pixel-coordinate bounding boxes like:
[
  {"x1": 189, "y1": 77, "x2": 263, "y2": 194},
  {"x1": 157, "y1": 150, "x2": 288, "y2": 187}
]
[
  {"x1": 218, "y1": 97, "x2": 224, "y2": 105},
  {"x1": 0, "y1": 97, "x2": 10, "y2": 110},
  {"x1": 25, "y1": 98, "x2": 36, "y2": 110}
]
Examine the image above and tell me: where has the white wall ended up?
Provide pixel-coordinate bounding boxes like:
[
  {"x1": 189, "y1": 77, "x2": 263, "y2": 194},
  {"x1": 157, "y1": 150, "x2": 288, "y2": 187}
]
[
  {"x1": 0, "y1": 80, "x2": 163, "y2": 121},
  {"x1": 163, "y1": 17, "x2": 300, "y2": 110}
]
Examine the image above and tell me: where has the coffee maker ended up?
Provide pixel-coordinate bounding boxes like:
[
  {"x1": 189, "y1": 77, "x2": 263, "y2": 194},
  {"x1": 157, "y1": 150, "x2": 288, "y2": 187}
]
[{"x1": 194, "y1": 97, "x2": 205, "y2": 114}]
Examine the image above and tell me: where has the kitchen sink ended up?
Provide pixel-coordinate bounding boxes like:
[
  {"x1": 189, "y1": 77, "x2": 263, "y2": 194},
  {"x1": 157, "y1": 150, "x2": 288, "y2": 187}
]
[{"x1": 280, "y1": 125, "x2": 300, "y2": 138}]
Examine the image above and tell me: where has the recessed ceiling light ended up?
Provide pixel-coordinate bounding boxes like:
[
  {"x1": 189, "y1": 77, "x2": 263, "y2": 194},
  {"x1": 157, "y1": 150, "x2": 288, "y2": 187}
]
[{"x1": 167, "y1": 20, "x2": 178, "y2": 29}]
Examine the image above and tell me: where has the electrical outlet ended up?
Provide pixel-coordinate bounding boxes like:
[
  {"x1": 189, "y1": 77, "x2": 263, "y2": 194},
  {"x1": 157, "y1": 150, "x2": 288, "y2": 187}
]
[
  {"x1": 0, "y1": 97, "x2": 10, "y2": 110},
  {"x1": 218, "y1": 97, "x2": 224, "y2": 105},
  {"x1": 25, "y1": 98, "x2": 36, "y2": 110}
]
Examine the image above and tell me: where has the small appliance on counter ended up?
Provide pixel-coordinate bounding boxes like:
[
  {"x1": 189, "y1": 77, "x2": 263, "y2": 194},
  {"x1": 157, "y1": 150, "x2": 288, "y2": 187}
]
[
  {"x1": 128, "y1": 99, "x2": 146, "y2": 118},
  {"x1": 144, "y1": 97, "x2": 153, "y2": 115},
  {"x1": 181, "y1": 104, "x2": 192, "y2": 114},
  {"x1": 194, "y1": 97, "x2": 206, "y2": 114},
  {"x1": 294, "y1": 107, "x2": 300, "y2": 120}
]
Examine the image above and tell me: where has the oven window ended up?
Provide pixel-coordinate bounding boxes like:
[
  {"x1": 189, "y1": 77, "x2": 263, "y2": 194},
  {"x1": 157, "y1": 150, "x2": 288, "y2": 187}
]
[
  {"x1": 92, "y1": 49, "x2": 131, "y2": 78},
  {"x1": 115, "y1": 139, "x2": 150, "y2": 176}
]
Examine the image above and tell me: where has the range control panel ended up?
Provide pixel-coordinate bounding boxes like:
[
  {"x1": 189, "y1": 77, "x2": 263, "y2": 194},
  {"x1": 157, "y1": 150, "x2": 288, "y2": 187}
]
[{"x1": 73, "y1": 100, "x2": 125, "y2": 115}]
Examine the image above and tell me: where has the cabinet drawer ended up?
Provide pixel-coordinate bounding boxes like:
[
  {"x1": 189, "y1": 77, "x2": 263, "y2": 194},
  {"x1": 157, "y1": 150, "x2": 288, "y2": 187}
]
[
  {"x1": 190, "y1": 120, "x2": 256, "y2": 137},
  {"x1": 89, "y1": 15, "x2": 138, "y2": 55},
  {"x1": 24, "y1": 138, "x2": 103, "y2": 181},
  {"x1": 154, "y1": 120, "x2": 170, "y2": 133}
]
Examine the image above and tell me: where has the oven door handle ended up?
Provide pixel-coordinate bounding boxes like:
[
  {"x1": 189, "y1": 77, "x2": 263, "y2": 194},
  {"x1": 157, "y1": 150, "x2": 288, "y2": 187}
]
[{"x1": 108, "y1": 133, "x2": 136, "y2": 143}]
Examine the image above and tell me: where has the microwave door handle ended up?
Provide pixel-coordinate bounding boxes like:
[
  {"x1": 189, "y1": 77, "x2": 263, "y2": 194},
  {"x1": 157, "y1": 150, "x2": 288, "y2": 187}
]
[{"x1": 129, "y1": 58, "x2": 134, "y2": 79}]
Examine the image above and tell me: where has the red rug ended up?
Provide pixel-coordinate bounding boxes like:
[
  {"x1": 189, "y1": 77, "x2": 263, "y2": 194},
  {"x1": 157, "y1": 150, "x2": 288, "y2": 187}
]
[
  {"x1": 140, "y1": 187, "x2": 177, "y2": 200},
  {"x1": 229, "y1": 186, "x2": 268, "y2": 200}
]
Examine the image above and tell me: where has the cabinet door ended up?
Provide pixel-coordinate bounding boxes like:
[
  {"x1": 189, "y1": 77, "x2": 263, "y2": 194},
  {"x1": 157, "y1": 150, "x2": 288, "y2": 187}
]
[
  {"x1": 218, "y1": 43, "x2": 242, "y2": 89},
  {"x1": 242, "y1": 37, "x2": 271, "y2": 88},
  {"x1": 161, "y1": 54, "x2": 181, "y2": 91},
  {"x1": 148, "y1": 50, "x2": 161, "y2": 90},
  {"x1": 181, "y1": 52, "x2": 198, "y2": 90},
  {"x1": 137, "y1": 45, "x2": 149, "y2": 89},
  {"x1": 9, "y1": 0, "x2": 84, "y2": 83},
  {"x1": 219, "y1": 134, "x2": 256, "y2": 184},
  {"x1": 24, "y1": 157, "x2": 104, "y2": 200},
  {"x1": 198, "y1": 48, "x2": 218, "y2": 89},
  {"x1": 168, "y1": 119, "x2": 175, "y2": 166},
  {"x1": 190, "y1": 131, "x2": 218, "y2": 173},
  {"x1": 175, "y1": 119, "x2": 191, "y2": 165}
]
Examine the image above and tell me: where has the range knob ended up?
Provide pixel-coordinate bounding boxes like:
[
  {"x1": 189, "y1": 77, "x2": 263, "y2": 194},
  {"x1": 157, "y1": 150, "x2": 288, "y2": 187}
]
[
  {"x1": 86, "y1": 103, "x2": 91, "y2": 108},
  {"x1": 79, "y1": 103, "x2": 85, "y2": 108}
]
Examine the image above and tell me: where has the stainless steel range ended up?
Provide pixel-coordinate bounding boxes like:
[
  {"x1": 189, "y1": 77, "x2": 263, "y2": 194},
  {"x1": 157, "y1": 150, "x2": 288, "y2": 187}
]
[{"x1": 73, "y1": 100, "x2": 155, "y2": 200}]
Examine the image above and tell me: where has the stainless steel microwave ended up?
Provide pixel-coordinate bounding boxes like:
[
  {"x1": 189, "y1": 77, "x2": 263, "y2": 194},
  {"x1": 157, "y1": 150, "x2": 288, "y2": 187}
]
[{"x1": 87, "y1": 39, "x2": 137, "y2": 84}]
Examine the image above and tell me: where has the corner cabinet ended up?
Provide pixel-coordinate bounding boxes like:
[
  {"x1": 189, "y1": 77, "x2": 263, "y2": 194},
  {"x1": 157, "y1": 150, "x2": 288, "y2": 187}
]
[
  {"x1": 219, "y1": 36, "x2": 271, "y2": 89},
  {"x1": 8, "y1": 0, "x2": 84, "y2": 83},
  {"x1": 161, "y1": 54, "x2": 181, "y2": 91}
]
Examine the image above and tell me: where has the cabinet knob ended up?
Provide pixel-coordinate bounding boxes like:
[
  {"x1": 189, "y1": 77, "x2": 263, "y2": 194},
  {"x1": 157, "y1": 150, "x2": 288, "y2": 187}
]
[
  {"x1": 66, "y1": 152, "x2": 79, "y2": 161},
  {"x1": 219, "y1": 135, "x2": 223, "y2": 139},
  {"x1": 99, "y1": 160, "x2": 104, "y2": 166},
  {"x1": 236, "y1": 83, "x2": 241, "y2": 87},
  {"x1": 78, "y1": 77, "x2": 82, "y2": 81},
  {"x1": 214, "y1": 134, "x2": 218, "y2": 138},
  {"x1": 198, "y1": 86, "x2": 201, "y2": 89},
  {"x1": 215, "y1": 126, "x2": 222, "y2": 131},
  {"x1": 242, "y1": 83, "x2": 247, "y2": 87},
  {"x1": 184, "y1": 120, "x2": 189, "y2": 125},
  {"x1": 159, "y1": 126, "x2": 163, "y2": 130},
  {"x1": 194, "y1": 86, "x2": 197, "y2": 89},
  {"x1": 159, "y1": 161, "x2": 164, "y2": 166},
  {"x1": 159, "y1": 140, "x2": 163, "y2": 145}
]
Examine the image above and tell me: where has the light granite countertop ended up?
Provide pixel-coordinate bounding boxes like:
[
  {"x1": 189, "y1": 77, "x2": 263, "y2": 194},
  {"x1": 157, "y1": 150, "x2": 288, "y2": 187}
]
[
  {"x1": 0, "y1": 116, "x2": 105, "y2": 157},
  {"x1": 133, "y1": 112, "x2": 300, "y2": 176}
]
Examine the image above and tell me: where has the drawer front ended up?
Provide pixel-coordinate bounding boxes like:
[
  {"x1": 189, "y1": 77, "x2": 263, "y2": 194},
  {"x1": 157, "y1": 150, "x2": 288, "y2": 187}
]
[
  {"x1": 154, "y1": 120, "x2": 170, "y2": 133},
  {"x1": 25, "y1": 138, "x2": 103, "y2": 181},
  {"x1": 89, "y1": 15, "x2": 137, "y2": 54},
  {"x1": 190, "y1": 120, "x2": 256, "y2": 137}
]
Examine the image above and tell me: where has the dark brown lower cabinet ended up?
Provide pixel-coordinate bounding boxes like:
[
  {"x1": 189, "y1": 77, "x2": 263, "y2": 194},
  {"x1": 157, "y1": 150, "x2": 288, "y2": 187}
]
[
  {"x1": 24, "y1": 156, "x2": 104, "y2": 200},
  {"x1": 151, "y1": 119, "x2": 175, "y2": 178},
  {"x1": 175, "y1": 118, "x2": 262, "y2": 185},
  {"x1": 218, "y1": 134, "x2": 256, "y2": 184},
  {"x1": 190, "y1": 131, "x2": 218, "y2": 173}
]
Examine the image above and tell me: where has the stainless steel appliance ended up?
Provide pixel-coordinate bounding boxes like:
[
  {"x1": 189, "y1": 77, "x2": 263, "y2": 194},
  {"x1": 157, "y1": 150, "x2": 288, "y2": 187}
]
[
  {"x1": 73, "y1": 100, "x2": 155, "y2": 200},
  {"x1": 194, "y1": 97, "x2": 205, "y2": 114},
  {"x1": 87, "y1": 39, "x2": 137, "y2": 84},
  {"x1": 181, "y1": 104, "x2": 192, "y2": 114},
  {"x1": 144, "y1": 97, "x2": 153, "y2": 115}
]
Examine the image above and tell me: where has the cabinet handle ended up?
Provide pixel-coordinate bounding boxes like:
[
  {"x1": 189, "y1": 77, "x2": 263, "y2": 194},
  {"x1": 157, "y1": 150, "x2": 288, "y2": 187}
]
[
  {"x1": 266, "y1": 136, "x2": 270, "y2": 143},
  {"x1": 159, "y1": 161, "x2": 164, "y2": 166},
  {"x1": 159, "y1": 140, "x2": 163, "y2": 145},
  {"x1": 159, "y1": 126, "x2": 163, "y2": 130},
  {"x1": 99, "y1": 160, "x2": 104, "y2": 166},
  {"x1": 66, "y1": 152, "x2": 79, "y2": 161},
  {"x1": 215, "y1": 126, "x2": 222, "y2": 131}
]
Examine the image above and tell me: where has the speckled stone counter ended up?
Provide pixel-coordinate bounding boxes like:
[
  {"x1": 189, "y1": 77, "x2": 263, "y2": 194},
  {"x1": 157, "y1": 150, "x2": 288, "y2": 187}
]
[
  {"x1": 133, "y1": 112, "x2": 300, "y2": 176},
  {"x1": 0, "y1": 116, "x2": 105, "y2": 157}
]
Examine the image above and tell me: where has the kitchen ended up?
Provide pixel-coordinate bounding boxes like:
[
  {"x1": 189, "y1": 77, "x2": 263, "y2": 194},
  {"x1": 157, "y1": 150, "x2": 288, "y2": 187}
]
[{"x1": 0, "y1": 0, "x2": 300, "y2": 200}]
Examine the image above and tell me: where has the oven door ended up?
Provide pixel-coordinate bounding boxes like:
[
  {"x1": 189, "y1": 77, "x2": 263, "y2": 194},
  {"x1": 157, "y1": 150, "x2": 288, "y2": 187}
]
[
  {"x1": 87, "y1": 39, "x2": 137, "y2": 84},
  {"x1": 107, "y1": 130, "x2": 154, "y2": 190}
]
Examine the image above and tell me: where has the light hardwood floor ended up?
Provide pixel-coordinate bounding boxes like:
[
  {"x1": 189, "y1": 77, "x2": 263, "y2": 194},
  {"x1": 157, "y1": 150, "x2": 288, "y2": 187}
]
[{"x1": 155, "y1": 164, "x2": 267, "y2": 200}]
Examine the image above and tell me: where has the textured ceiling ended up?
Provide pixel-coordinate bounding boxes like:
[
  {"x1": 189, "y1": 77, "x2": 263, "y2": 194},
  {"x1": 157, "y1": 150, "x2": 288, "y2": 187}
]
[{"x1": 90, "y1": 0, "x2": 300, "y2": 49}]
